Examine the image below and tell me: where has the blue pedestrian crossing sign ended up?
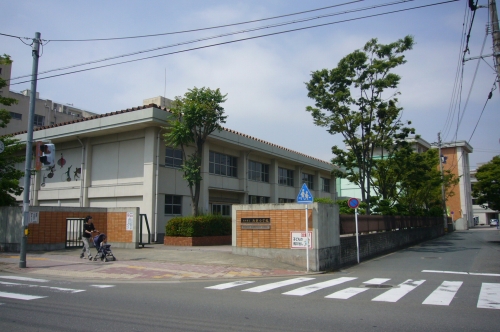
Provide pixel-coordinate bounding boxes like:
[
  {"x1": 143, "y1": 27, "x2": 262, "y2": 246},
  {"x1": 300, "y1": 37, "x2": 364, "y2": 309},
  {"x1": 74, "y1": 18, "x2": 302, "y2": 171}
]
[{"x1": 297, "y1": 183, "x2": 314, "y2": 204}]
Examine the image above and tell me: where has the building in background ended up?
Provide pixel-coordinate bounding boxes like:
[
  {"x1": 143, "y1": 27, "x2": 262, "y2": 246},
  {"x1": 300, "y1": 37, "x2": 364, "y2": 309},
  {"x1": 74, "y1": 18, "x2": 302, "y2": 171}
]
[
  {"x1": 470, "y1": 164, "x2": 499, "y2": 226},
  {"x1": 12, "y1": 103, "x2": 336, "y2": 243},
  {"x1": 0, "y1": 58, "x2": 97, "y2": 136}
]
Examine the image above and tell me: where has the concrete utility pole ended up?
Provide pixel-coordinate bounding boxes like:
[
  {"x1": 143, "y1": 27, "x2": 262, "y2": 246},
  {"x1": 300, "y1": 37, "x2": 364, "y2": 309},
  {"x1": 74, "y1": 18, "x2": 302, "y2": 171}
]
[
  {"x1": 19, "y1": 32, "x2": 41, "y2": 268},
  {"x1": 437, "y1": 133, "x2": 448, "y2": 230},
  {"x1": 490, "y1": 0, "x2": 500, "y2": 85}
]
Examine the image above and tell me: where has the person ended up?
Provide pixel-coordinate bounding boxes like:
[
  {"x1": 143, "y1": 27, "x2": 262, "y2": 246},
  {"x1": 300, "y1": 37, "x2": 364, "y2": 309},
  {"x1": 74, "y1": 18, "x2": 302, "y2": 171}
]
[{"x1": 80, "y1": 215, "x2": 97, "y2": 260}]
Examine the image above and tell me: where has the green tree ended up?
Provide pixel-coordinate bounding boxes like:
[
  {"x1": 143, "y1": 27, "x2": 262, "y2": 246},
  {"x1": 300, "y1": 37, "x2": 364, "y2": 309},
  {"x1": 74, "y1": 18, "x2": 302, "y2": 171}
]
[
  {"x1": 163, "y1": 87, "x2": 227, "y2": 216},
  {"x1": 305, "y1": 36, "x2": 415, "y2": 214},
  {"x1": 472, "y1": 156, "x2": 500, "y2": 211},
  {"x1": 0, "y1": 55, "x2": 24, "y2": 206}
]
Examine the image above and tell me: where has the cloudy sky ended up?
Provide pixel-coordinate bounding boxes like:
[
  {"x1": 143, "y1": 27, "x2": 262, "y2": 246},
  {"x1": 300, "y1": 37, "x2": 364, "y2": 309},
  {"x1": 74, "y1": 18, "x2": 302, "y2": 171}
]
[{"x1": 2, "y1": 0, "x2": 499, "y2": 169}]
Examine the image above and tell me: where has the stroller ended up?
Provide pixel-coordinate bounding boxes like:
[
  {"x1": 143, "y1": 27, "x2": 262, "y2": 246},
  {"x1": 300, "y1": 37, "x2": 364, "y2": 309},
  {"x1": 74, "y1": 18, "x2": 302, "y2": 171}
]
[{"x1": 92, "y1": 233, "x2": 116, "y2": 262}]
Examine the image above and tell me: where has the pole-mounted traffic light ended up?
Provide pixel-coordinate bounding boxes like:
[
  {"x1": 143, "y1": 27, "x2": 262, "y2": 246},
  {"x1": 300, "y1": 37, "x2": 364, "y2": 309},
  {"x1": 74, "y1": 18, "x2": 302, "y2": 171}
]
[{"x1": 35, "y1": 142, "x2": 55, "y2": 170}]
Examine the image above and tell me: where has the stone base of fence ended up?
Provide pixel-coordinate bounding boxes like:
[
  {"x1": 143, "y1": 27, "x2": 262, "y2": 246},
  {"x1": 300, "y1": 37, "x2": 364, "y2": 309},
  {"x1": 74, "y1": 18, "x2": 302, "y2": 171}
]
[{"x1": 164, "y1": 235, "x2": 231, "y2": 246}]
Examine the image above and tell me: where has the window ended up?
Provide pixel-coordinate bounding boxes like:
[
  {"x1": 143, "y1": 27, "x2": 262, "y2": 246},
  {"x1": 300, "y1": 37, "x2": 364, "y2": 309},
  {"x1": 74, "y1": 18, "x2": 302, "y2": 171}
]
[
  {"x1": 165, "y1": 195, "x2": 182, "y2": 215},
  {"x1": 212, "y1": 204, "x2": 231, "y2": 216},
  {"x1": 34, "y1": 114, "x2": 45, "y2": 126},
  {"x1": 302, "y1": 173, "x2": 314, "y2": 190},
  {"x1": 248, "y1": 160, "x2": 269, "y2": 182},
  {"x1": 248, "y1": 195, "x2": 270, "y2": 204},
  {"x1": 279, "y1": 198, "x2": 294, "y2": 203},
  {"x1": 322, "y1": 178, "x2": 330, "y2": 193},
  {"x1": 165, "y1": 147, "x2": 183, "y2": 168},
  {"x1": 9, "y1": 112, "x2": 22, "y2": 120},
  {"x1": 278, "y1": 167, "x2": 294, "y2": 186},
  {"x1": 209, "y1": 151, "x2": 237, "y2": 177}
]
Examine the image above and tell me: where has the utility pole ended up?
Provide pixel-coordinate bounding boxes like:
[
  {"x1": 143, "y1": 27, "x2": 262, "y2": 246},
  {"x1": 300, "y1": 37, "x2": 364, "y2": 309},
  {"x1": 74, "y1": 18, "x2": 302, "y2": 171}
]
[
  {"x1": 490, "y1": 0, "x2": 500, "y2": 85},
  {"x1": 438, "y1": 133, "x2": 448, "y2": 231},
  {"x1": 19, "y1": 32, "x2": 41, "y2": 268}
]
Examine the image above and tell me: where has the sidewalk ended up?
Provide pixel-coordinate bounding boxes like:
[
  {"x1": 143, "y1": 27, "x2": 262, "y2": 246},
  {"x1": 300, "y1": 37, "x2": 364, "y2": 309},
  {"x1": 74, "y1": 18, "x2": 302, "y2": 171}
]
[{"x1": 0, "y1": 244, "x2": 310, "y2": 282}]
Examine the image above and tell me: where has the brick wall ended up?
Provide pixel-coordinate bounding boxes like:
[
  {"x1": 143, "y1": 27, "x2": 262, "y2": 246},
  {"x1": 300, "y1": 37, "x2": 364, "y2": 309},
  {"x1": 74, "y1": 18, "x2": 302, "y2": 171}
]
[{"x1": 236, "y1": 209, "x2": 312, "y2": 249}]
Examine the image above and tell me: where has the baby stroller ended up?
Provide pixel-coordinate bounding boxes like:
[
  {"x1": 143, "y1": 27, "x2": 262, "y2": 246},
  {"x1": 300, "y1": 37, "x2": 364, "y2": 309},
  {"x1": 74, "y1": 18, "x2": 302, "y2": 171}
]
[{"x1": 92, "y1": 233, "x2": 116, "y2": 262}]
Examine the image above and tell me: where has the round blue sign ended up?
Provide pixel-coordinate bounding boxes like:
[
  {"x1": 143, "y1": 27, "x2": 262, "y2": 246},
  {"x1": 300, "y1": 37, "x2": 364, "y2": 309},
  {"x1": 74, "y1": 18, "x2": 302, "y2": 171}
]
[{"x1": 348, "y1": 198, "x2": 360, "y2": 209}]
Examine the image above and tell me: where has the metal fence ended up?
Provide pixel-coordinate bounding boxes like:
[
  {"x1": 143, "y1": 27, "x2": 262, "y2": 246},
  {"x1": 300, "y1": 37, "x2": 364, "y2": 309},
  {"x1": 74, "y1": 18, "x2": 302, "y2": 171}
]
[
  {"x1": 339, "y1": 214, "x2": 446, "y2": 235},
  {"x1": 66, "y1": 218, "x2": 85, "y2": 248}
]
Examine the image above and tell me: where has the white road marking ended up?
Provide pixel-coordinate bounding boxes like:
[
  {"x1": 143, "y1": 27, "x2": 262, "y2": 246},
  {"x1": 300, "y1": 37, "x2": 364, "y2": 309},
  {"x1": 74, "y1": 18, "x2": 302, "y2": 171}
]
[
  {"x1": 422, "y1": 281, "x2": 463, "y2": 306},
  {"x1": 326, "y1": 287, "x2": 369, "y2": 299},
  {"x1": 0, "y1": 281, "x2": 85, "y2": 293},
  {"x1": 0, "y1": 291, "x2": 46, "y2": 301},
  {"x1": 363, "y1": 278, "x2": 391, "y2": 285},
  {"x1": 477, "y1": 283, "x2": 500, "y2": 309},
  {"x1": 372, "y1": 279, "x2": 425, "y2": 303},
  {"x1": 422, "y1": 270, "x2": 500, "y2": 277},
  {"x1": 205, "y1": 281, "x2": 255, "y2": 290},
  {"x1": 242, "y1": 277, "x2": 315, "y2": 293},
  {"x1": 0, "y1": 276, "x2": 49, "y2": 282},
  {"x1": 90, "y1": 285, "x2": 115, "y2": 288},
  {"x1": 283, "y1": 277, "x2": 357, "y2": 296}
]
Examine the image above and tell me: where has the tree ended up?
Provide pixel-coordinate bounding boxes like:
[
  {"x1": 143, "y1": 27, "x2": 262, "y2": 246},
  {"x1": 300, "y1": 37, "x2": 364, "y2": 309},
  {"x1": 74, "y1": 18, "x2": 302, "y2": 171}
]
[
  {"x1": 472, "y1": 156, "x2": 500, "y2": 211},
  {"x1": 305, "y1": 36, "x2": 415, "y2": 214},
  {"x1": 0, "y1": 55, "x2": 24, "y2": 206},
  {"x1": 163, "y1": 87, "x2": 227, "y2": 216}
]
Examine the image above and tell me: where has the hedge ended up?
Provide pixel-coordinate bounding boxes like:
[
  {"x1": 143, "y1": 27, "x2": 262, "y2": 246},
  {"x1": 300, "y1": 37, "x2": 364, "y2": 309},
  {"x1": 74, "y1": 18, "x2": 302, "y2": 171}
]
[{"x1": 165, "y1": 215, "x2": 232, "y2": 237}]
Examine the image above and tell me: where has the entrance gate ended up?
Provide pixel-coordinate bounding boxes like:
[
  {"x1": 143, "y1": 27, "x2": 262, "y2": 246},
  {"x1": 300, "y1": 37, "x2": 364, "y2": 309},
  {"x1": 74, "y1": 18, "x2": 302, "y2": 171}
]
[{"x1": 66, "y1": 218, "x2": 85, "y2": 248}]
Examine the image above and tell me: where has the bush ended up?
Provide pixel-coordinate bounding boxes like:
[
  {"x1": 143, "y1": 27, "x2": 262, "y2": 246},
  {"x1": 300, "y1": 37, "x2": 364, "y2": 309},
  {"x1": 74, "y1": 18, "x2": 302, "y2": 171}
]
[{"x1": 165, "y1": 215, "x2": 231, "y2": 237}]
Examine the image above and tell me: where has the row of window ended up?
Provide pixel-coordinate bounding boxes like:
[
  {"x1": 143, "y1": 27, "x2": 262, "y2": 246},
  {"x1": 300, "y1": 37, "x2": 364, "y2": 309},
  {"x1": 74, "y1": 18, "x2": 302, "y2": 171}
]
[
  {"x1": 165, "y1": 147, "x2": 331, "y2": 192},
  {"x1": 9, "y1": 112, "x2": 45, "y2": 126}
]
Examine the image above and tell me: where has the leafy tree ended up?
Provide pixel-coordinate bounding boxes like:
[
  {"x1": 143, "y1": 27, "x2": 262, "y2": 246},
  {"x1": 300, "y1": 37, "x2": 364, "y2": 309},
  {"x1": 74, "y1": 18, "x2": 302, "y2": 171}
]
[
  {"x1": 371, "y1": 148, "x2": 457, "y2": 216},
  {"x1": 306, "y1": 36, "x2": 415, "y2": 214},
  {"x1": 472, "y1": 156, "x2": 500, "y2": 211},
  {"x1": 0, "y1": 55, "x2": 24, "y2": 206},
  {"x1": 163, "y1": 87, "x2": 227, "y2": 216}
]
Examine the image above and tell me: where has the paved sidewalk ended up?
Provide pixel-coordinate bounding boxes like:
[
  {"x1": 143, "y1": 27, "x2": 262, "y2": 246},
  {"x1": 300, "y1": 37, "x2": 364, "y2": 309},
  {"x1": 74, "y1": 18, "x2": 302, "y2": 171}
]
[{"x1": 0, "y1": 244, "x2": 310, "y2": 282}]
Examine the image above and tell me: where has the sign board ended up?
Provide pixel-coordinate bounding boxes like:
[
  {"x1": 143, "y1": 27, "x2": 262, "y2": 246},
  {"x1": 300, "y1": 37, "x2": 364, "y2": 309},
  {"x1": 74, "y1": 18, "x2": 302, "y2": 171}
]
[
  {"x1": 297, "y1": 183, "x2": 313, "y2": 204},
  {"x1": 29, "y1": 211, "x2": 39, "y2": 224},
  {"x1": 291, "y1": 231, "x2": 312, "y2": 249},
  {"x1": 126, "y1": 212, "x2": 134, "y2": 231},
  {"x1": 348, "y1": 197, "x2": 360, "y2": 209},
  {"x1": 241, "y1": 218, "x2": 271, "y2": 230}
]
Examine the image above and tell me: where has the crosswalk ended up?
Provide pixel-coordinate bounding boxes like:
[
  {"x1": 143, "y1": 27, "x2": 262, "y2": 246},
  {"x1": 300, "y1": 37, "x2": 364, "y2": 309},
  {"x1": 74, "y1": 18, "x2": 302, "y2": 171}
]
[
  {"x1": 205, "y1": 276, "x2": 500, "y2": 309},
  {"x1": 0, "y1": 275, "x2": 115, "y2": 305}
]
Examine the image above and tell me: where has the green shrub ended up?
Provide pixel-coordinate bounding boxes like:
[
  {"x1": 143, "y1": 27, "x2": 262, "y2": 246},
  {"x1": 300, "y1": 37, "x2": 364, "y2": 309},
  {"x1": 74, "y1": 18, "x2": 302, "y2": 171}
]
[{"x1": 165, "y1": 215, "x2": 231, "y2": 237}]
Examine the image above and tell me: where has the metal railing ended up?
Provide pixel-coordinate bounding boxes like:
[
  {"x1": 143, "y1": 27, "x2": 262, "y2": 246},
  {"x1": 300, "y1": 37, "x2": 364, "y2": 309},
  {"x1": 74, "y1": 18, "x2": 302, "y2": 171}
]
[
  {"x1": 66, "y1": 218, "x2": 85, "y2": 248},
  {"x1": 339, "y1": 215, "x2": 445, "y2": 235},
  {"x1": 139, "y1": 214, "x2": 151, "y2": 247}
]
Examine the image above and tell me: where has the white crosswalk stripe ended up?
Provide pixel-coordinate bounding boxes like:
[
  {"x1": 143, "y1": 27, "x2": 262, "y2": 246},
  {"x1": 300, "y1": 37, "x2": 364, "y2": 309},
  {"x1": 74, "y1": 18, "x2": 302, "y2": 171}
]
[
  {"x1": 205, "y1": 280, "x2": 255, "y2": 290},
  {"x1": 372, "y1": 279, "x2": 425, "y2": 303},
  {"x1": 477, "y1": 283, "x2": 500, "y2": 309},
  {"x1": 283, "y1": 277, "x2": 357, "y2": 296},
  {"x1": 422, "y1": 281, "x2": 463, "y2": 306},
  {"x1": 242, "y1": 277, "x2": 315, "y2": 293},
  {"x1": 0, "y1": 291, "x2": 46, "y2": 301},
  {"x1": 325, "y1": 278, "x2": 391, "y2": 299}
]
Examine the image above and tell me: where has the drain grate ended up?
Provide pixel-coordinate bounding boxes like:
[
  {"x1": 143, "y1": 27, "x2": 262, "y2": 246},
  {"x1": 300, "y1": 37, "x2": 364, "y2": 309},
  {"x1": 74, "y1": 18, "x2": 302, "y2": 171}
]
[{"x1": 364, "y1": 284, "x2": 393, "y2": 289}]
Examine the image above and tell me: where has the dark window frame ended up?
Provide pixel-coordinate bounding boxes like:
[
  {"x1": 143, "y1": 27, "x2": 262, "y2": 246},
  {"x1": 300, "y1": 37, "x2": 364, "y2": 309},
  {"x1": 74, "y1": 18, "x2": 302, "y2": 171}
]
[
  {"x1": 248, "y1": 160, "x2": 269, "y2": 183},
  {"x1": 209, "y1": 151, "x2": 237, "y2": 177},
  {"x1": 322, "y1": 178, "x2": 330, "y2": 193},
  {"x1": 164, "y1": 195, "x2": 182, "y2": 215},
  {"x1": 278, "y1": 167, "x2": 294, "y2": 186},
  {"x1": 302, "y1": 173, "x2": 314, "y2": 190},
  {"x1": 165, "y1": 147, "x2": 183, "y2": 168}
]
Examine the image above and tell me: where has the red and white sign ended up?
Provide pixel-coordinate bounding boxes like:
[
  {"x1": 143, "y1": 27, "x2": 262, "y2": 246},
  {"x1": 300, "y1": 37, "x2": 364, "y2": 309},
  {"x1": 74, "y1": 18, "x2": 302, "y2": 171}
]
[{"x1": 291, "y1": 231, "x2": 312, "y2": 249}]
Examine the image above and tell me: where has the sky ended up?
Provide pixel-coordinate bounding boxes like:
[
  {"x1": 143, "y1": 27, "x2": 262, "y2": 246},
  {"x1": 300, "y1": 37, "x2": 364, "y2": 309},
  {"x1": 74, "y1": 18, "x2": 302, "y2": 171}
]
[{"x1": 1, "y1": 0, "x2": 499, "y2": 170}]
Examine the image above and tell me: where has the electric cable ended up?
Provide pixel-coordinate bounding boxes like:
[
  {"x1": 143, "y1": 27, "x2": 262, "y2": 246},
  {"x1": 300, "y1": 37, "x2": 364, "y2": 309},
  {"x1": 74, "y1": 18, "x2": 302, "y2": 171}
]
[
  {"x1": 42, "y1": 0, "x2": 366, "y2": 42},
  {"x1": 9, "y1": 0, "x2": 460, "y2": 86},
  {"x1": 8, "y1": 0, "x2": 419, "y2": 82}
]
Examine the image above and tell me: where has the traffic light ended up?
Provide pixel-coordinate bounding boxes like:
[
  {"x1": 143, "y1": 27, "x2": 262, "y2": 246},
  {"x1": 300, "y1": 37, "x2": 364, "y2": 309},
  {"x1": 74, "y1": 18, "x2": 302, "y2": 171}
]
[{"x1": 35, "y1": 142, "x2": 55, "y2": 170}]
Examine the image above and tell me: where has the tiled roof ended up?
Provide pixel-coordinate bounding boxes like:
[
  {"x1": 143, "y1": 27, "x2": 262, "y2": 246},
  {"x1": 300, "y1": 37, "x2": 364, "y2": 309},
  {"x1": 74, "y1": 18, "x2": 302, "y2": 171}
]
[{"x1": 10, "y1": 103, "x2": 333, "y2": 166}]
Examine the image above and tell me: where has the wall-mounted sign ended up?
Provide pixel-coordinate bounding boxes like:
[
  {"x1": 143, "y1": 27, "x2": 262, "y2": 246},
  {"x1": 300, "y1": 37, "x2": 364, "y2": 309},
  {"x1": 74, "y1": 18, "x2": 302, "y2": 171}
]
[
  {"x1": 291, "y1": 231, "x2": 312, "y2": 249},
  {"x1": 241, "y1": 218, "x2": 271, "y2": 230},
  {"x1": 126, "y1": 212, "x2": 134, "y2": 231},
  {"x1": 29, "y1": 211, "x2": 39, "y2": 224}
]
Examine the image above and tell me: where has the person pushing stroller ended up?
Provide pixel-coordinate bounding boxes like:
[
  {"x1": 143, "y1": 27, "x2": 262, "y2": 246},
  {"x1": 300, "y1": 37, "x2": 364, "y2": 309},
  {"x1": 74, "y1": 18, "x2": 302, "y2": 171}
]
[{"x1": 80, "y1": 216, "x2": 98, "y2": 260}]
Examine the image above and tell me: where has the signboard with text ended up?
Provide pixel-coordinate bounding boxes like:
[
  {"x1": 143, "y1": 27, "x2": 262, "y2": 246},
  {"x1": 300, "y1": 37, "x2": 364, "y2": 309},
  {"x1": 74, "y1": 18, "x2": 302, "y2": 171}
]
[{"x1": 290, "y1": 231, "x2": 312, "y2": 249}]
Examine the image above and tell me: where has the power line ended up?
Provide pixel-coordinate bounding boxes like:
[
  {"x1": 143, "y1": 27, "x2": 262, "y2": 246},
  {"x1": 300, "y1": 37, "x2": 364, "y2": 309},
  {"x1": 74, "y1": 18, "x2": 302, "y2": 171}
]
[
  {"x1": 8, "y1": 0, "x2": 418, "y2": 82},
  {"x1": 42, "y1": 0, "x2": 365, "y2": 42},
  {"x1": 9, "y1": 0, "x2": 459, "y2": 86}
]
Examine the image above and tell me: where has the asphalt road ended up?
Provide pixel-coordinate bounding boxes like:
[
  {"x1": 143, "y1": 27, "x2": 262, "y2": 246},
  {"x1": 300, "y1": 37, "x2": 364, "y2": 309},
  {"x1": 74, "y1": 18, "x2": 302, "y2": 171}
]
[{"x1": 1, "y1": 227, "x2": 499, "y2": 332}]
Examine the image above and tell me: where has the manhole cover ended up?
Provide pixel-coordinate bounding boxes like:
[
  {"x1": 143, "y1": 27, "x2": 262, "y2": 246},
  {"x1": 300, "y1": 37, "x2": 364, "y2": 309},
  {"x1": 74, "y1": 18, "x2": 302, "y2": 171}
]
[{"x1": 364, "y1": 284, "x2": 393, "y2": 289}]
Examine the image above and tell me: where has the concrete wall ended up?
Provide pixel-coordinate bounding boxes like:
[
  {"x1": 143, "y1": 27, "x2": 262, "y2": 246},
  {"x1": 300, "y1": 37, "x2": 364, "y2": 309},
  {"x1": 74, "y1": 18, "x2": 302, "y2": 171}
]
[
  {"x1": 233, "y1": 203, "x2": 445, "y2": 271},
  {"x1": 0, "y1": 206, "x2": 141, "y2": 252}
]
